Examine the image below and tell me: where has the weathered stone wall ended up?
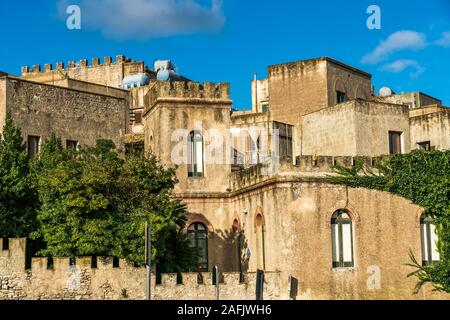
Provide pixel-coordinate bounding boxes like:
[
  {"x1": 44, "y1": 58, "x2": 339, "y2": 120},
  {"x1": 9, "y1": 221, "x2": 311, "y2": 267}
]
[
  {"x1": 410, "y1": 108, "x2": 450, "y2": 151},
  {"x1": 268, "y1": 59, "x2": 329, "y2": 126},
  {"x1": 267, "y1": 58, "x2": 372, "y2": 126},
  {"x1": 177, "y1": 159, "x2": 450, "y2": 300},
  {"x1": 4, "y1": 77, "x2": 128, "y2": 150},
  {"x1": 21, "y1": 55, "x2": 150, "y2": 88},
  {"x1": 379, "y1": 92, "x2": 442, "y2": 109},
  {"x1": 144, "y1": 81, "x2": 233, "y2": 194},
  {"x1": 327, "y1": 61, "x2": 372, "y2": 106},
  {"x1": 0, "y1": 238, "x2": 281, "y2": 300},
  {"x1": 302, "y1": 100, "x2": 411, "y2": 156}
]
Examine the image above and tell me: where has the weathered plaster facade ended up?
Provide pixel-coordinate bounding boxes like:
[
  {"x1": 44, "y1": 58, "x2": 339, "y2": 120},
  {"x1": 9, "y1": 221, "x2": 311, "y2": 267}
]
[
  {"x1": 302, "y1": 100, "x2": 411, "y2": 156},
  {"x1": 410, "y1": 106, "x2": 450, "y2": 151}
]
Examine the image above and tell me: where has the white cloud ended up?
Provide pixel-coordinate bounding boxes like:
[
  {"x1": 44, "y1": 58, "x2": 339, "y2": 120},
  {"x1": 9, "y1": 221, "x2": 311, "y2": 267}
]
[
  {"x1": 436, "y1": 31, "x2": 450, "y2": 47},
  {"x1": 362, "y1": 31, "x2": 427, "y2": 64},
  {"x1": 57, "y1": 0, "x2": 225, "y2": 40},
  {"x1": 380, "y1": 59, "x2": 425, "y2": 78}
]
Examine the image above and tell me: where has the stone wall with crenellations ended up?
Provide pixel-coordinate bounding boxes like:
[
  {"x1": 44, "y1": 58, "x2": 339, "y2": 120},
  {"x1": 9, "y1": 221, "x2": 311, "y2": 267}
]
[{"x1": 0, "y1": 238, "x2": 282, "y2": 300}]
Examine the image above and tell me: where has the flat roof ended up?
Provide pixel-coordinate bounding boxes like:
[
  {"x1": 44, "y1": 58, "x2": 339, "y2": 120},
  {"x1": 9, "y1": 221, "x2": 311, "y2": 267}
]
[
  {"x1": 390, "y1": 91, "x2": 442, "y2": 102},
  {"x1": 268, "y1": 57, "x2": 372, "y2": 78}
]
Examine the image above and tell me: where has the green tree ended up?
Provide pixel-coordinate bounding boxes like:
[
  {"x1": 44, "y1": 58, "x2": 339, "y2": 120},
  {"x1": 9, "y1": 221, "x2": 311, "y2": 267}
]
[
  {"x1": 328, "y1": 151, "x2": 450, "y2": 293},
  {"x1": 32, "y1": 138, "x2": 196, "y2": 273},
  {"x1": 0, "y1": 113, "x2": 37, "y2": 237}
]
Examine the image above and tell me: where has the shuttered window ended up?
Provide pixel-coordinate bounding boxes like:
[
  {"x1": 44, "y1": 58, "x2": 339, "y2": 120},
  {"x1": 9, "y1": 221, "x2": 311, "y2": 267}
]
[
  {"x1": 389, "y1": 131, "x2": 402, "y2": 155},
  {"x1": 188, "y1": 131, "x2": 204, "y2": 177},
  {"x1": 421, "y1": 215, "x2": 440, "y2": 266},
  {"x1": 331, "y1": 210, "x2": 354, "y2": 268}
]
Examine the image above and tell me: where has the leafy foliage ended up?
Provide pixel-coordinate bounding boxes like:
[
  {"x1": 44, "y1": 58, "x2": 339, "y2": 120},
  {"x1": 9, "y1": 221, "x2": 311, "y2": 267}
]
[
  {"x1": 30, "y1": 139, "x2": 197, "y2": 272},
  {"x1": 328, "y1": 151, "x2": 450, "y2": 293},
  {"x1": 0, "y1": 117, "x2": 196, "y2": 273},
  {"x1": 0, "y1": 113, "x2": 37, "y2": 237}
]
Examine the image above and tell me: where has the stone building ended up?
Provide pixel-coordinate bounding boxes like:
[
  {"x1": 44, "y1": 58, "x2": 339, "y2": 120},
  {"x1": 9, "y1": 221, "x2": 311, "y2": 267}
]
[{"x1": 0, "y1": 55, "x2": 449, "y2": 300}]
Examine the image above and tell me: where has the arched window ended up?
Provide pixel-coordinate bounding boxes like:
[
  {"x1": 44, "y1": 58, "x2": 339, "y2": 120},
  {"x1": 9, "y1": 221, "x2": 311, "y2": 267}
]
[
  {"x1": 331, "y1": 210, "x2": 354, "y2": 268},
  {"x1": 255, "y1": 213, "x2": 266, "y2": 270},
  {"x1": 188, "y1": 131, "x2": 204, "y2": 177},
  {"x1": 188, "y1": 223, "x2": 208, "y2": 271},
  {"x1": 420, "y1": 214, "x2": 440, "y2": 265}
]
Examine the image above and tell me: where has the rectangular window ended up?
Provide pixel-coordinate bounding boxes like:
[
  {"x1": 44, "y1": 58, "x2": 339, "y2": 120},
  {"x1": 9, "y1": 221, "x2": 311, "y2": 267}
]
[
  {"x1": 134, "y1": 111, "x2": 143, "y2": 125},
  {"x1": 274, "y1": 122, "x2": 293, "y2": 158},
  {"x1": 261, "y1": 103, "x2": 269, "y2": 113},
  {"x1": 28, "y1": 135, "x2": 41, "y2": 158},
  {"x1": 66, "y1": 140, "x2": 78, "y2": 150},
  {"x1": 421, "y1": 219, "x2": 440, "y2": 265},
  {"x1": 336, "y1": 91, "x2": 346, "y2": 104},
  {"x1": 418, "y1": 141, "x2": 431, "y2": 151},
  {"x1": 388, "y1": 131, "x2": 402, "y2": 155}
]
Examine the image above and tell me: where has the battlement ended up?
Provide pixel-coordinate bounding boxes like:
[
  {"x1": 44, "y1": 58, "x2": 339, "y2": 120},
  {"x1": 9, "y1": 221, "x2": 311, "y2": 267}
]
[
  {"x1": 0, "y1": 238, "x2": 282, "y2": 300},
  {"x1": 230, "y1": 155, "x2": 385, "y2": 191},
  {"x1": 21, "y1": 55, "x2": 132, "y2": 76},
  {"x1": 147, "y1": 81, "x2": 231, "y2": 107}
]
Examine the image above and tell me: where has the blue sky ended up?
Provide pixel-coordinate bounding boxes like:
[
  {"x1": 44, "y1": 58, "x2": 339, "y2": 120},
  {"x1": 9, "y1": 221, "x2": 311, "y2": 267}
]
[{"x1": 0, "y1": 0, "x2": 449, "y2": 109}]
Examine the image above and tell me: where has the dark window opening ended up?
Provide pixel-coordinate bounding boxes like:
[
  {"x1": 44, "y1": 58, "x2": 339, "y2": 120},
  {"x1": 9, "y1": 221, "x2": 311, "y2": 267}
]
[
  {"x1": 261, "y1": 103, "x2": 269, "y2": 113},
  {"x1": 113, "y1": 257, "x2": 120, "y2": 268},
  {"x1": 336, "y1": 91, "x2": 346, "y2": 104},
  {"x1": 66, "y1": 140, "x2": 78, "y2": 150},
  {"x1": 134, "y1": 111, "x2": 143, "y2": 125},
  {"x1": 418, "y1": 141, "x2": 431, "y2": 151},
  {"x1": 28, "y1": 135, "x2": 41, "y2": 158},
  {"x1": 389, "y1": 131, "x2": 402, "y2": 155},
  {"x1": 188, "y1": 223, "x2": 208, "y2": 272}
]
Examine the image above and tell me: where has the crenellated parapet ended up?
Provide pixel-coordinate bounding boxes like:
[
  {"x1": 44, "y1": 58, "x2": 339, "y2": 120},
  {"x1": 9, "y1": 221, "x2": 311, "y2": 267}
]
[
  {"x1": 146, "y1": 80, "x2": 231, "y2": 110},
  {"x1": 0, "y1": 238, "x2": 282, "y2": 300},
  {"x1": 20, "y1": 55, "x2": 131, "y2": 76},
  {"x1": 230, "y1": 155, "x2": 385, "y2": 191}
]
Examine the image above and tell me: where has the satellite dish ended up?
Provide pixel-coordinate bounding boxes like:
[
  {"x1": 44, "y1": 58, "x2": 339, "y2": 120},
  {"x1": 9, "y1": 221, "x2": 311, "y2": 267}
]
[{"x1": 379, "y1": 86, "x2": 394, "y2": 97}]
